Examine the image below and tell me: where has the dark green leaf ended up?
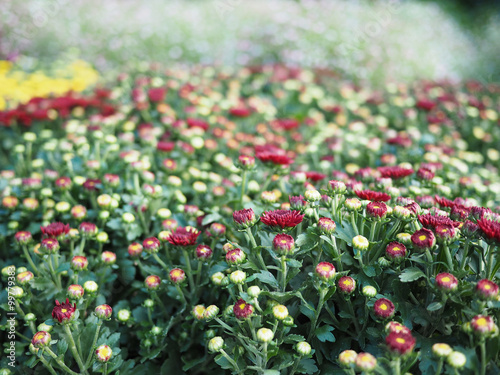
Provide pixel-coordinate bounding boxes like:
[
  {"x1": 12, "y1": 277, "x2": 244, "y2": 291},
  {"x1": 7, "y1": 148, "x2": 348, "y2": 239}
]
[
  {"x1": 399, "y1": 267, "x2": 426, "y2": 283},
  {"x1": 426, "y1": 302, "x2": 443, "y2": 311},
  {"x1": 315, "y1": 325, "x2": 335, "y2": 342}
]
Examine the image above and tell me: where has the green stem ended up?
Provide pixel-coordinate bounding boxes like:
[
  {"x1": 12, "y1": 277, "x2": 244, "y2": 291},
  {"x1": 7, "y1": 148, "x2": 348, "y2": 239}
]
[
  {"x1": 485, "y1": 244, "x2": 495, "y2": 279},
  {"x1": 459, "y1": 239, "x2": 470, "y2": 270},
  {"x1": 152, "y1": 253, "x2": 169, "y2": 272},
  {"x1": 434, "y1": 358, "x2": 444, "y2": 375},
  {"x1": 280, "y1": 256, "x2": 288, "y2": 292},
  {"x1": 175, "y1": 284, "x2": 188, "y2": 306},
  {"x1": 47, "y1": 254, "x2": 62, "y2": 290},
  {"x1": 240, "y1": 170, "x2": 247, "y2": 209},
  {"x1": 346, "y1": 299, "x2": 361, "y2": 336},
  {"x1": 307, "y1": 288, "x2": 327, "y2": 341},
  {"x1": 393, "y1": 356, "x2": 401, "y2": 375},
  {"x1": 262, "y1": 342, "x2": 268, "y2": 371},
  {"x1": 220, "y1": 349, "x2": 242, "y2": 374},
  {"x1": 247, "y1": 318, "x2": 257, "y2": 341},
  {"x1": 39, "y1": 355, "x2": 58, "y2": 375},
  {"x1": 350, "y1": 211, "x2": 359, "y2": 235},
  {"x1": 44, "y1": 347, "x2": 80, "y2": 375},
  {"x1": 182, "y1": 248, "x2": 196, "y2": 297},
  {"x1": 84, "y1": 320, "x2": 103, "y2": 369},
  {"x1": 480, "y1": 339, "x2": 487, "y2": 375},
  {"x1": 63, "y1": 324, "x2": 88, "y2": 374},
  {"x1": 442, "y1": 243, "x2": 453, "y2": 271},
  {"x1": 103, "y1": 363, "x2": 108, "y2": 375},
  {"x1": 369, "y1": 221, "x2": 378, "y2": 242},
  {"x1": 21, "y1": 245, "x2": 39, "y2": 275}
]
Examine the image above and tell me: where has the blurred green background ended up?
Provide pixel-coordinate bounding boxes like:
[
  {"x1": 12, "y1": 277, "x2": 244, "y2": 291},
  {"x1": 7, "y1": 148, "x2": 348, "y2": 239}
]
[{"x1": 0, "y1": 0, "x2": 499, "y2": 86}]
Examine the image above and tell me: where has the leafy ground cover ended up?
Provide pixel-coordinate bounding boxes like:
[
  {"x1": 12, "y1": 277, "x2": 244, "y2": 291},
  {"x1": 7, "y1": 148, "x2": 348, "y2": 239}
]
[{"x1": 0, "y1": 64, "x2": 499, "y2": 374}]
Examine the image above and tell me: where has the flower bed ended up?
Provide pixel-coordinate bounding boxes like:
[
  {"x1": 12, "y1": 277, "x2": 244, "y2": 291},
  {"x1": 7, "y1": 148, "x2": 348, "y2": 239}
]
[{"x1": 0, "y1": 64, "x2": 499, "y2": 374}]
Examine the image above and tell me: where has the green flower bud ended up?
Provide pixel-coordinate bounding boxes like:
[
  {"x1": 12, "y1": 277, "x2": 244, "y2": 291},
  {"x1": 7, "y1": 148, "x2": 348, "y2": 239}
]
[
  {"x1": 296, "y1": 341, "x2": 312, "y2": 356},
  {"x1": 208, "y1": 337, "x2": 224, "y2": 353},
  {"x1": 257, "y1": 328, "x2": 274, "y2": 343},
  {"x1": 247, "y1": 286, "x2": 261, "y2": 298},
  {"x1": 352, "y1": 235, "x2": 369, "y2": 251},
  {"x1": 117, "y1": 309, "x2": 131, "y2": 322},
  {"x1": 362, "y1": 286, "x2": 377, "y2": 298}
]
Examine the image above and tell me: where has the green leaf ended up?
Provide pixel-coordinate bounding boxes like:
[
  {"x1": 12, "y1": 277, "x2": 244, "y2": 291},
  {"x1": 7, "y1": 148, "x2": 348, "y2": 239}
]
[
  {"x1": 246, "y1": 270, "x2": 279, "y2": 289},
  {"x1": 399, "y1": 267, "x2": 426, "y2": 283},
  {"x1": 214, "y1": 353, "x2": 233, "y2": 370},
  {"x1": 426, "y1": 302, "x2": 443, "y2": 311},
  {"x1": 296, "y1": 232, "x2": 317, "y2": 251},
  {"x1": 287, "y1": 259, "x2": 302, "y2": 268},
  {"x1": 297, "y1": 358, "x2": 318, "y2": 374},
  {"x1": 263, "y1": 371, "x2": 280, "y2": 375},
  {"x1": 202, "y1": 213, "x2": 222, "y2": 226},
  {"x1": 315, "y1": 325, "x2": 335, "y2": 343},
  {"x1": 334, "y1": 221, "x2": 357, "y2": 244},
  {"x1": 283, "y1": 334, "x2": 306, "y2": 344},
  {"x1": 57, "y1": 338, "x2": 68, "y2": 355},
  {"x1": 299, "y1": 304, "x2": 316, "y2": 321}
]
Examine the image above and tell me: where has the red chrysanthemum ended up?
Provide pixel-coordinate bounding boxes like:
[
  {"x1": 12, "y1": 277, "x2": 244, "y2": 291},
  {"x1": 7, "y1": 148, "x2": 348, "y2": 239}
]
[
  {"x1": 469, "y1": 206, "x2": 492, "y2": 221},
  {"x1": 41, "y1": 222, "x2": 70, "y2": 239},
  {"x1": 477, "y1": 218, "x2": 500, "y2": 243},
  {"x1": 434, "y1": 195, "x2": 455, "y2": 209},
  {"x1": 385, "y1": 332, "x2": 416, "y2": 355},
  {"x1": 418, "y1": 214, "x2": 460, "y2": 229},
  {"x1": 196, "y1": 244, "x2": 213, "y2": 259},
  {"x1": 167, "y1": 227, "x2": 200, "y2": 247},
  {"x1": 355, "y1": 190, "x2": 391, "y2": 202},
  {"x1": 79, "y1": 222, "x2": 98, "y2": 236},
  {"x1": 476, "y1": 279, "x2": 499, "y2": 299},
  {"x1": 229, "y1": 106, "x2": 252, "y2": 117},
  {"x1": 289, "y1": 195, "x2": 307, "y2": 210},
  {"x1": 305, "y1": 171, "x2": 327, "y2": 182},
  {"x1": 434, "y1": 224, "x2": 456, "y2": 242},
  {"x1": 385, "y1": 321, "x2": 411, "y2": 335},
  {"x1": 315, "y1": 262, "x2": 336, "y2": 281},
  {"x1": 52, "y1": 298, "x2": 77, "y2": 323},
  {"x1": 416, "y1": 167, "x2": 435, "y2": 181},
  {"x1": 157, "y1": 141, "x2": 175, "y2": 152},
  {"x1": 82, "y1": 179, "x2": 101, "y2": 192},
  {"x1": 378, "y1": 166, "x2": 414, "y2": 179},
  {"x1": 366, "y1": 201, "x2": 388, "y2": 219},
  {"x1": 471, "y1": 315, "x2": 495, "y2": 334},
  {"x1": 260, "y1": 209, "x2": 304, "y2": 230},
  {"x1": 374, "y1": 298, "x2": 395, "y2": 319},
  {"x1": 226, "y1": 248, "x2": 246, "y2": 265},
  {"x1": 256, "y1": 151, "x2": 294, "y2": 165},
  {"x1": 143, "y1": 237, "x2": 161, "y2": 252},
  {"x1": 435, "y1": 273, "x2": 458, "y2": 291},
  {"x1": 450, "y1": 205, "x2": 470, "y2": 221},
  {"x1": 14, "y1": 231, "x2": 32, "y2": 244},
  {"x1": 411, "y1": 228, "x2": 436, "y2": 250},
  {"x1": 233, "y1": 298, "x2": 254, "y2": 319},
  {"x1": 385, "y1": 242, "x2": 407, "y2": 260},
  {"x1": 148, "y1": 87, "x2": 166, "y2": 103},
  {"x1": 233, "y1": 208, "x2": 258, "y2": 229},
  {"x1": 272, "y1": 234, "x2": 295, "y2": 255},
  {"x1": 338, "y1": 276, "x2": 356, "y2": 294}
]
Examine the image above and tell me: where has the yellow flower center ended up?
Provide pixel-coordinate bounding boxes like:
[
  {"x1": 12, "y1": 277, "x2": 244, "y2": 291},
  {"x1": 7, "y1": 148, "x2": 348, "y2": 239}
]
[
  {"x1": 395, "y1": 338, "x2": 406, "y2": 344},
  {"x1": 442, "y1": 277, "x2": 450, "y2": 283},
  {"x1": 484, "y1": 285, "x2": 491, "y2": 290},
  {"x1": 379, "y1": 303, "x2": 388, "y2": 311},
  {"x1": 239, "y1": 303, "x2": 246, "y2": 310},
  {"x1": 61, "y1": 309, "x2": 67, "y2": 313},
  {"x1": 418, "y1": 235, "x2": 427, "y2": 241},
  {"x1": 476, "y1": 318, "x2": 487, "y2": 326}
]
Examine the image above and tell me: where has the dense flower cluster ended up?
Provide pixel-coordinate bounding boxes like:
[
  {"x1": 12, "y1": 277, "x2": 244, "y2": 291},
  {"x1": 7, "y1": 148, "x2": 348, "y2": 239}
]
[{"x1": 2, "y1": 63, "x2": 499, "y2": 375}]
